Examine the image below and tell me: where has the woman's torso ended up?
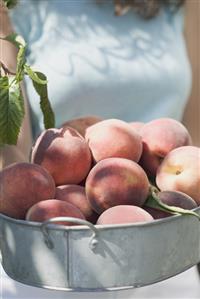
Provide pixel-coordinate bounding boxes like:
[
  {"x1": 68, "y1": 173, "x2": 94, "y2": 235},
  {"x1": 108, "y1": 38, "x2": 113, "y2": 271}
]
[{"x1": 10, "y1": 0, "x2": 192, "y2": 136}]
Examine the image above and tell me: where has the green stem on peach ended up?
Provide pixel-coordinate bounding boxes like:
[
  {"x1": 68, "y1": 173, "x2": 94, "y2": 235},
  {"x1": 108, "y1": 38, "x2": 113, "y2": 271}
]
[{"x1": 145, "y1": 185, "x2": 200, "y2": 221}]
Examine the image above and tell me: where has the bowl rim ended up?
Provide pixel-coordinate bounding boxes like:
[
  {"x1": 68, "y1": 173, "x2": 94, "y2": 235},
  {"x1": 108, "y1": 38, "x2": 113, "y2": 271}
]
[{"x1": 0, "y1": 205, "x2": 200, "y2": 232}]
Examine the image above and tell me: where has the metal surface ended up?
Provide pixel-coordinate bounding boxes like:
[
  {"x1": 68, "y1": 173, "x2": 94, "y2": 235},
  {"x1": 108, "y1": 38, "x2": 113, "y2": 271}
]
[{"x1": 0, "y1": 208, "x2": 200, "y2": 292}]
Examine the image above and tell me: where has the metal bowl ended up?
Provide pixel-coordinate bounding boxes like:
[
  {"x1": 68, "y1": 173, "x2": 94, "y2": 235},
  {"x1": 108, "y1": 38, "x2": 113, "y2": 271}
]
[{"x1": 0, "y1": 208, "x2": 200, "y2": 292}]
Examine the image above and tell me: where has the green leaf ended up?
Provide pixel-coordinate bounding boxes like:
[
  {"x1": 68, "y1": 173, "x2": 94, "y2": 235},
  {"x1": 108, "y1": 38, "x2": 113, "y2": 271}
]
[
  {"x1": 31, "y1": 72, "x2": 55, "y2": 129},
  {"x1": 0, "y1": 34, "x2": 26, "y2": 82},
  {"x1": 2, "y1": 0, "x2": 18, "y2": 9},
  {"x1": 16, "y1": 45, "x2": 26, "y2": 82},
  {"x1": 0, "y1": 76, "x2": 25, "y2": 145},
  {"x1": 0, "y1": 33, "x2": 26, "y2": 49},
  {"x1": 0, "y1": 33, "x2": 26, "y2": 83},
  {"x1": 0, "y1": 76, "x2": 8, "y2": 88},
  {"x1": 24, "y1": 65, "x2": 47, "y2": 85},
  {"x1": 145, "y1": 185, "x2": 200, "y2": 221}
]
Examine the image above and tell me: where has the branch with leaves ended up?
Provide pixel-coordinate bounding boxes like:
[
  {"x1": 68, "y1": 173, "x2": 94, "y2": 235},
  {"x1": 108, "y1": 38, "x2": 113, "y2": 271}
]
[
  {"x1": 0, "y1": 33, "x2": 55, "y2": 146},
  {"x1": 2, "y1": 0, "x2": 18, "y2": 9},
  {"x1": 145, "y1": 185, "x2": 200, "y2": 221}
]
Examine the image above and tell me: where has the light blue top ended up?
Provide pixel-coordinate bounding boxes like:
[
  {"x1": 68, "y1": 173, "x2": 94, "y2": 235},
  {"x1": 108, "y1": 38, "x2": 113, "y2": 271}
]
[{"x1": 10, "y1": 0, "x2": 192, "y2": 136}]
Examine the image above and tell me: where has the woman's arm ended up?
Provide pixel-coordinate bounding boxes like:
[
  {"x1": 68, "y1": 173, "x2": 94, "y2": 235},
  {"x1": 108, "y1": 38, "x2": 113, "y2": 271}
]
[
  {"x1": 183, "y1": 0, "x2": 200, "y2": 146},
  {"x1": 0, "y1": 3, "x2": 17, "y2": 71},
  {"x1": 0, "y1": 2, "x2": 33, "y2": 169}
]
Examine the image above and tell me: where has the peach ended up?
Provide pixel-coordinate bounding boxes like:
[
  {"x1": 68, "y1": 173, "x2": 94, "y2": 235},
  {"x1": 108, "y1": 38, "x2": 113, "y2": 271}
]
[
  {"x1": 85, "y1": 157, "x2": 150, "y2": 214},
  {"x1": 97, "y1": 205, "x2": 153, "y2": 225},
  {"x1": 61, "y1": 115, "x2": 103, "y2": 137},
  {"x1": 139, "y1": 118, "x2": 192, "y2": 178},
  {"x1": 129, "y1": 121, "x2": 144, "y2": 133},
  {"x1": 31, "y1": 127, "x2": 92, "y2": 186},
  {"x1": 156, "y1": 146, "x2": 200, "y2": 205},
  {"x1": 85, "y1": 119, "x2": 143, "y2": 163},
  {"x1": 143, "y1": 190, "x2": 197, "y2": 219},
  {"x1": 26, "y1": 199, "x2": 85, "y2": 225},
  {"x1": 0, "y1": 162, "x2": 55, "y2": 219},
  {"x1": 55, "y1": 185, "x2": 98, "y2": 223}
]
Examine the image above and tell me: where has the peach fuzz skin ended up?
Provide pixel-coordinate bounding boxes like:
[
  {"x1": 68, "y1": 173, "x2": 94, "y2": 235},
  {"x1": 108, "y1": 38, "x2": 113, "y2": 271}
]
[
  {"x1": 139, "y1": 118, "x2": 192, "y2": 178},
  {"x1": 129, "y1": 121, "x2": 145, "y2": 133},
  {"x1": 85, "y1": 157, "x2": 150, "y2": 214},
  {"x1": 85, "y1": 119, "x2": 143, "y2": 163},
  {"x1": 0, "y1": 162, "x2": 55, "y2": 219},
  {"x1": 55, "y1": 184, "x2": 98, "y2": 223},
  {"x1": 156, "y1": 146, "x2": 200, "y2": 205},
  {"x1": 26, "y1": 199, "x2": 85, "y2": 226},
  {"x1": 61, "y1": 115, "x2": 103, "y2": 137},
  {"x1": 31, "y1": 127, "x2": 92, "y2": 186},
  {"x1": 97, "y1": 205, "x2": 153, "y2": 225}
]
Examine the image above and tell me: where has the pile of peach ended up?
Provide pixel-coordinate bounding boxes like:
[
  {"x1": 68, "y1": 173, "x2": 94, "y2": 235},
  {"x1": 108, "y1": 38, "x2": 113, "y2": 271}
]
[{"x1": 0, "y1": 117, "x2": 200, "y2": 226}]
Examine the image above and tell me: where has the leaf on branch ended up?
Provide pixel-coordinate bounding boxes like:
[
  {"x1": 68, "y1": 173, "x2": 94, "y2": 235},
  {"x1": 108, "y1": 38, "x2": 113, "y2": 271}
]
[
  {"x1": 0, "y1": 33, "x2": 26, "y2": 49},
  {"x1": 0, "y1": 33, "x2": 27, "y2": 82},
  {"x1": 2, "y1": 0, "x2": 18, "y2": 9},
  {"x1": 24, "y1": 65, "x2": 47, "y2": 85},
  {"x1": 16, "y1": 44, "x2": 26, "y2": 82},
  {"x1": 0, "y1": 76, "x2": 25, "y2": 145},
  {"x1": 31, "y1": 72, "x2": 55, "y2": 129},
  {"x1": 145, "y1": 186, "x2": 200, "y2": 221},
  {"x1": 0, "y1": 33, "x2": 55, "y2": 145},
  {"x1": 0, "y1": 61, "x2": 16, "y2": 76}
]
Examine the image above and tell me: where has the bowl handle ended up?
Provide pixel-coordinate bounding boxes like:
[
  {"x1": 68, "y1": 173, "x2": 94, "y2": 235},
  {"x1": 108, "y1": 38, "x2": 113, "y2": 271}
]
[{"x1": 40, "y1": 217, "x2": 99, "y2": 251}]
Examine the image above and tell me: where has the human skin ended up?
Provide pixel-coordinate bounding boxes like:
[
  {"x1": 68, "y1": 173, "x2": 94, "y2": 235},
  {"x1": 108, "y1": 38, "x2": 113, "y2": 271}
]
[
  {"x1": 183, "y1": 0, "x2": 200, "y2": 147},
  {"x1": 0, "y1": 1, "x2": 200, "y2": 171}
]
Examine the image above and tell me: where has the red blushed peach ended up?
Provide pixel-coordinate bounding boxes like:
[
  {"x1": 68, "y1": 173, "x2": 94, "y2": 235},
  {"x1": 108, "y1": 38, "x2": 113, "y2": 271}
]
[
  {"x1": 156, "y1": 146, "x2": 200, "y2": 205},
  {"x1": 143, "y1": 190, "x2": 197, "y2": 219},
  {"x1": 0, "y1": 162, "x2": 55, "y2": 219},
  {"x1": 85, "y1": 157, "x2": 150, "y2": 214},
  {"x1": 139, "y1": 118, "x2": 192, "y2": 178},
  {"x1": 97, "y1": 205, "x2": 153, "y2": 225},
  {"x1": 26, "y1": 199, "x2": 85, "y2": 225},
  {"x1": 85, "y1": 119, "x2": 143, "y2": 163},
  {"x1": 61, "y1": 115, "x2": 103, "y2": 137},
  {"x1": 55, "y1": 185, "x2": 98, "y2": 223},
  {"x1": 31, "y1": 127, "x2": 92, "y2": 186}
]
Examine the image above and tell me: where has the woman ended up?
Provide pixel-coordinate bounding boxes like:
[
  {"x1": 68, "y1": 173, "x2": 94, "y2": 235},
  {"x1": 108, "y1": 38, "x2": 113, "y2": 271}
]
[
  {"x1": 1, "y1": 1, "x2": 199, "y2": 163},
  {"x1": 0, "y1": 0, "x2": 200, "y2": 298}
]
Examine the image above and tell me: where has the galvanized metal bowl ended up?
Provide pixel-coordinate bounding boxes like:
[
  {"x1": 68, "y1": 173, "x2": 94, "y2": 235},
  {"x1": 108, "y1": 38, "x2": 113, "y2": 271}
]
[{"x1": 0, "y1": 208, "x2": 200, "y2": 292}]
